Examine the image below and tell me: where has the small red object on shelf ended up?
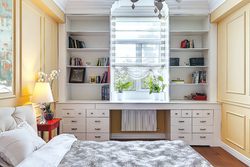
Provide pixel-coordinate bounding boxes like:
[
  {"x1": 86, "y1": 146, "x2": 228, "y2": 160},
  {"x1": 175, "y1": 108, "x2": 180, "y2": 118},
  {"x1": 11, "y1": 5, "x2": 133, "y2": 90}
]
[{"x1": 193, "y1": 95, "x2": 207, "y2": 100}]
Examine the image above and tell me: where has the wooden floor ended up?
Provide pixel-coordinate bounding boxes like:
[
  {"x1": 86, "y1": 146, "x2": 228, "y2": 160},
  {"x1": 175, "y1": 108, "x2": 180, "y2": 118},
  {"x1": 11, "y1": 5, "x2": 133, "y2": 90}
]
[
  {"x1": 192, "y1": 147, "x2": 248, "y2": 167},
  {"x1": 113, "y1": 139, "x2": 248, "y2": 167}
]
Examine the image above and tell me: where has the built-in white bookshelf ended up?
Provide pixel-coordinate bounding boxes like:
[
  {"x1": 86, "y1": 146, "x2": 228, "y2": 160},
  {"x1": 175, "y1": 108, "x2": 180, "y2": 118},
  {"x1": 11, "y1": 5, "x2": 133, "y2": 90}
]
[
  {"x1": 169, "y1": 15, "x2": 215, "y2": 101},
  {"x1": 60, "y1": 15, "x2": 110, "y2": 101}
]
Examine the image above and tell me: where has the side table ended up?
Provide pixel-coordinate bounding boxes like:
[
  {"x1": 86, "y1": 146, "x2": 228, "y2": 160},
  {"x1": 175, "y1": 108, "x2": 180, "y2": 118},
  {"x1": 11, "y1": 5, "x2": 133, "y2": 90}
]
[{"x1": 37, "y1": 118, "x2": 62, "y2": 141}]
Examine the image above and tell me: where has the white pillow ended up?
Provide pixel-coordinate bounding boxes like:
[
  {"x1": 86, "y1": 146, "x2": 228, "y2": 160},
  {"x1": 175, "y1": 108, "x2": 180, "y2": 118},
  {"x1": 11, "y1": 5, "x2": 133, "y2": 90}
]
[{"x1": 0, "y1": 121, "x2": 45, "y2": 166}]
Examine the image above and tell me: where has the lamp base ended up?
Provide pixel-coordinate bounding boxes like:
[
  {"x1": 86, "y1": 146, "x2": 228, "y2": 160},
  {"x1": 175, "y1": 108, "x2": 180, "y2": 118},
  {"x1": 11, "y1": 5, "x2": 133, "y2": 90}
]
[{"x1": 37, "y1": 104, "x2": 48, "y2": 124}]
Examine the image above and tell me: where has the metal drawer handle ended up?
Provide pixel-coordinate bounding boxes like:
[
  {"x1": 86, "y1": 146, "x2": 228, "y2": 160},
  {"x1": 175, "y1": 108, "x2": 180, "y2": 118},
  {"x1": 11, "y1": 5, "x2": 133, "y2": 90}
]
[
  {"x1": 207, "y1": 113, "x2": 210, "y2": 115},
  {"x1": 71, "y1": 128, "x2": 77, "y2": 130},
  {"x1": 178, "y1": 136, "x2": 184, "y2": 138},
  {"x1": 186, "y1": 113, "x2": 188, "y2": 115},
  {"x1": 95, "y1": 136, "x2": 101, "y2": 138},
  {"x1": 197, "y1": 113, "x2": 199, "y2": 115},
  {"x1": 200, "y1": 121, "x2": 206, "y2": 123},
  {"x1": 79, "y1": 113, "x2": 81, "y2": 115},
  {"x1": 179, "y1": 121, "x2": 184, "y2": 123},
  {"x1": 200, "y1": 128, "x2": 206, "y2": 131},
  {"x1": 175, "y1": 113, "x2": 178, "y2": 115},
  {"x1": 95, "y1": 128, "x2": 101, "y2": 130},
  {"x1": 178, "y1": 128, "x2": 184, "y2": 130},
  {"x1": 102, "y1": 113, "x2": 105, "y2": 114},
  {"x1": 67, "y1": 113, "x2": 69, "y2": 115},
  {"x1": 95, "y1": 120, "x2": 101, "y2": 123},
  {"x1": 91, "y1": 112, "x2": 93, "y2": 114},
  {"x1": 71, "y1": 120, "x2": 77, "y2": 123},
  {"x1": 200, "y1": 136, "x2": 206, "y2": 138}
]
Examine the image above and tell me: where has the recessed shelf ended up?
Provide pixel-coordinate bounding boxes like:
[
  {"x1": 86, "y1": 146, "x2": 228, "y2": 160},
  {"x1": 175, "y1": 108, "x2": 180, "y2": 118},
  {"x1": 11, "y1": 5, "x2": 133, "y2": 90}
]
[
  {"x1": 170, "y1": 30, "x2": 209, "y2": 36},
  {"x1": 67, "y1": 31, "x2": 110, "y2": 36},
  {"x1": 67, "y1": 66, "x2": 110, "y2": 68},
  {"x1": 67, "y1": 83, "x2": 109, "y2": 86},
  {"x1": 170, "y1": 48, "x2": 209, "y2": 52},
  {"x1": 67, "y1": 48, "x2": 110, "y2": 52},
  {"x1": 170, "y1": 83, "x2": 209, "y2": 86},
  {"x1": 112, "y1": 63, "x2": 165, "y2": 67},
  {"x1": 170, "y1": 66, "x2": 208, "y2": 68}
]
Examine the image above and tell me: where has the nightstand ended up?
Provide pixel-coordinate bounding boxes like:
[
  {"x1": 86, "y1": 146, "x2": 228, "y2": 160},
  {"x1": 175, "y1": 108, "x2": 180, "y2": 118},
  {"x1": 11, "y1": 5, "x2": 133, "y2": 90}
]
[{"x1": 37, "y1": 118, "x2": 62, "y2": 141}]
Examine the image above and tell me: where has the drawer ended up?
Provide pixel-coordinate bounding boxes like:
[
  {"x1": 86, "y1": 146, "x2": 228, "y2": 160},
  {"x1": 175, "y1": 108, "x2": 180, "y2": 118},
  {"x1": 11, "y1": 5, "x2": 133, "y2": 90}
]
[
  {"x1": 171, "y1": 125, "x2": 191, "y2": 133},
  {"x1": 87, "y1": 133, "x2": 109, "y2": 141},
  {"x1": 203, "y1": 110, "x2": 213, "y2": 117},
  {"x1": 193, "y1": 110, "x2": 202, "y2": 118},
  {"x1": 63, "y1": 125, "x2": 86, "y2": 133},
  {"x1": 181, "y1": 110, "x2": 192, "y2": 117},
  {"x1": 193, "y1": 134, "x2": 214, "y2": 141},
  {"x1": 193, "y1": 118, "x2": 213, "y2": 126},
  {"x1": 87, "y1": 110, "x2": 109, "y2": 117},
  {"x1": 68, "y1": 133, "x2": 86, "y2": 140},
  {"x1": 171, "y1": 118, "x2": 191, "y2": 125},
  {"x1": 62, "y1": 109, "x2": 74, "y2": 117},
  {"x1": 171, "y1": 110, "x2": 181, "y2": 118},
  {"x1": 87, "y1": 125, "x2": 109, "y2": 133},
  {"x1": 171, "y1": 133, "x2": 191, "y2": 142},
  {"x1": 193, "y1": 126, "x2": 214, "y2": 133},
  {"x1": 87, "y1": 118, "x2": 109, "y2": 126},
  {"x1": 63, "y1": 118, "x2": 86, "y2": 125},
  {"x1": 75, "y1": 110, "x2": 86, "y2": 117}
]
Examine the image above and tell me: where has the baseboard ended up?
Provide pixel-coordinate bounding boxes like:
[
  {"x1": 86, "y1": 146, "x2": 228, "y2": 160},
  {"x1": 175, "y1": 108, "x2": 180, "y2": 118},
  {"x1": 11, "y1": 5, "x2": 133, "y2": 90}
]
[
  {"x1": 111, "y1": 133, "x2": 165, "y2": 139},
  {"x1": 221, "y1": 142, "x2": 250, "y2": 166}
]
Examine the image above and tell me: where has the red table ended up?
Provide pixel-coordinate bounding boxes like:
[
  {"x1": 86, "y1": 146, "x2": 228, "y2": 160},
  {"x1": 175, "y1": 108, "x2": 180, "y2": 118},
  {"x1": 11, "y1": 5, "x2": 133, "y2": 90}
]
[{"x1": 37, "y1": 118, "x2": 62, "y2": 141}]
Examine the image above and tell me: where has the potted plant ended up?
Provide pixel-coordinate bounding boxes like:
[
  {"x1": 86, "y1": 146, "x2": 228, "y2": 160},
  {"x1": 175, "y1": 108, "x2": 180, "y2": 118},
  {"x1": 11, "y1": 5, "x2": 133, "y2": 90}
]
[
  {"x1": 148, "y1": 76, "x2": 166, "y2": 101},
  {"x1": 116, "y1": 81, "x2": 132, "y2": 101}
]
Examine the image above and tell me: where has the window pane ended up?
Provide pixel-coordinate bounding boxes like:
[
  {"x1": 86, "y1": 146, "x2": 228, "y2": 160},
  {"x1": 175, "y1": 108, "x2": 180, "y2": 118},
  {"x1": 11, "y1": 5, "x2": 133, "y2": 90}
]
[
  {"x1": 141, "y1": 73, "x2": 152, "y2": 89},
  {"x1": 142, "y1": 44, "x2": 160, "y2": 63},
  {"x1": 115, "y1": 71, "x2": 136, "y2": 91},
  {"x1": 115, "y1": 22, "x2": 161, "y2": 31},
  {"x1": 115, "y1": 31, "x2": 160, "y2": 39}
]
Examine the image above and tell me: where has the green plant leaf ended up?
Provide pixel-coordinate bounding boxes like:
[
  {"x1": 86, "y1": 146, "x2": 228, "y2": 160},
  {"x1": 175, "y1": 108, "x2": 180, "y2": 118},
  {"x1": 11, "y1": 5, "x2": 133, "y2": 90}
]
[{"x1": 159, "y1": 76, "x2": 163, "y2": 81}]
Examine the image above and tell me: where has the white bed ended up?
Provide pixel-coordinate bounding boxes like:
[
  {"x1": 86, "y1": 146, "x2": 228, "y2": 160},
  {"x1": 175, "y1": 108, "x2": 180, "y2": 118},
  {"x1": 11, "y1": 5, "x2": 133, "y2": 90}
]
[{"x1": 0, "y1": 105, "x2": 213, "y2": 167}]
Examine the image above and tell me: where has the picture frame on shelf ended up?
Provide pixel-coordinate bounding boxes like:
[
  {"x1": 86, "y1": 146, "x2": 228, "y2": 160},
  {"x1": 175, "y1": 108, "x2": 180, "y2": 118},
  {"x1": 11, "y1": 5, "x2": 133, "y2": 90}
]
[
  {"x1": 69, "y1": 68, "x2": 85, "y2": 83},
  {"x1": 89, "y1": 75, "x2": 96, "y2": 83}
]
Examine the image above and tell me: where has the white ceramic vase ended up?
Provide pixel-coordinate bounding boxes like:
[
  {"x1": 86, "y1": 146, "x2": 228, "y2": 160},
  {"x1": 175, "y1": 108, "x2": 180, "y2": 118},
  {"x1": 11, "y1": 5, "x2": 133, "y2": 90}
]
[
  {"x1": 117, "y1": 93, "x2": 123, "y2": 101},
  {"x1": 153, "y1": 93, "x2": 160, "y2": 101}
]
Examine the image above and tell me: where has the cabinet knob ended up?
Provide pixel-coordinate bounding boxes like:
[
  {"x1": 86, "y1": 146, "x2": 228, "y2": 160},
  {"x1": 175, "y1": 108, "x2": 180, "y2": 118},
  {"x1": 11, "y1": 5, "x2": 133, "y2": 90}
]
[
  {"x1": 175, "y1": 113, "x2": 178, "y2": 115},
  {"x1": 95, "y1": 136, "x2": 101, "y2": 138},
  {"x1": 197, "y1": 113, "x2": 199, "y2": 115},
  {"x1": 71, "y1": 128, "x2": 77, "y2": 130},
  {"x1": 179, "y1": 136, "x2": 184, "y2": 138},
  {"x1": 200, "y1": 136, "x2": 206, "y2": 138},
  {"x1": 91, "y1": 113, "x2": 93, "y2": 114},
  {"x1": 102, "y1": 113, "x2": 105, "y2": 115},
  {"x1": 79, "y1": 113, "x2": 81, "y2": 115},
  {"x1": 200, "y1": 121, "x2": 206, "y2": 123},
  {"x1": 95, "y1": 120, "x2": 101, "y2": 123},
  {"x1": 186, "y1": 113, "x2": 188, "y2": 115},
  {"x1": 207, "y1": 113, "x2": 210, "y2": 115},
  {"x1": 67, "y1": 113, "x2": 69, "y2": 115}
]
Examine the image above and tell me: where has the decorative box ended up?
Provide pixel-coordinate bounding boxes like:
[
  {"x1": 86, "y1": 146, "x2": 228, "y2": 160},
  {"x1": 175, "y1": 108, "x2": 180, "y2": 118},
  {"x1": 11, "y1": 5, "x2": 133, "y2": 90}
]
[
  {"x1": 170, "y1": 58, "x2": 179, "y2": 66},
  {"x1": 189, "y1": 58, "x2": 204, "y2": 66},
  {"x1": 193, "y1": 95, "x2": 207, "y2": 100}
]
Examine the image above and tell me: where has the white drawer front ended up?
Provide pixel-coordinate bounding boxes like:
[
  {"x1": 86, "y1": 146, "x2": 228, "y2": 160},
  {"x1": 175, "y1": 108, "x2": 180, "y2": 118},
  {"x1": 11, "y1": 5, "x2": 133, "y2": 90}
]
[
  {"x1": 171, "y1": 118, "x2": 191, "y2": 125},
  {"x1": 193, "y1": 134, "x2": 214, "y2": 141},
  {"x1": 181, "y1": 110, "x2": 192, "y2": 117},
  {"x1": 203, "y1": 110, "x2": 213, "y2": 117},
  {"x1": 87, "y1": 118, "x2": 109, "y2": 126},
  {"x1": 62, "y1": 109, "x2": 74, "y2": 117},
  {"x1": 87, "y1": 126, "x2": 109, "y2": 133},
  {"x1": 193, "y1": 118, "x2": 213, "y2": 126},
  {"x1": 63, "y1": 125, "x2": 86, "y2": 133},
  {"x1": 87, "y1": 133, "x2": 109, "y2": 141},
  {"x1": 87, "y1": 110, "x2": 109, "y2": 117},
  {"x1": 193, "y1": 126, "x2": 214, "y2": 133},
  {"x1": 63, "y1": 118, "x2": 86, "y2": 125},
  {"x1": 193, "y1": 110, "x2": 202, "y2": 118},
  {"x1": 171, "y1": 126, "x2": 191, "y2": 133},
  {"x1": 171, "y1": 110, "x2": 181, "y2": 118},
  {"x1": 171, "y1": 133, "x2": 191, "y2": 142},
  {"x1": 68, "y1": 133, "x2": 86, "y2": 140},
  {"x1": 75, "y1": 110, "x2": 86, "y2": 117}
]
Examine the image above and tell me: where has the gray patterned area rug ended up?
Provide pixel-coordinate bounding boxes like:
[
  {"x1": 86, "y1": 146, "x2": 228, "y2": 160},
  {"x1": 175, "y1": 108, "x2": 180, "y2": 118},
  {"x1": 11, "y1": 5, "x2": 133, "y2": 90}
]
[{"x1": 58, "y1": 140, "x2": 213, "y2": 167}]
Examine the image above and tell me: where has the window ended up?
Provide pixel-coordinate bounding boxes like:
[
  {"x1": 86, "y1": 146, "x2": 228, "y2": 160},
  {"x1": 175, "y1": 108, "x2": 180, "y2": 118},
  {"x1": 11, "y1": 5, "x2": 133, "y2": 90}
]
[{"x1": 112, "y1": 17, "x2": 167, "y2": 94}]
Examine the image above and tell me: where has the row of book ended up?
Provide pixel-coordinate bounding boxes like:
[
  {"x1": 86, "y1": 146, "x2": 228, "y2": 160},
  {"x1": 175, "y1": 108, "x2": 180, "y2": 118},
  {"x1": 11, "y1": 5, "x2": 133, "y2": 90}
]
[
  {"x1": 180, "y1": 39, "x2": 194, "y2": 48},
  {"x1": 101, "y1": 85, "x2": 109, "y2": 100},
  {"x1": 191, "y1": 71, "x2": 206, "y2": 84},
  {"x1": 96, "y1": 57, "x2": 110, "y2": 66},
  {"x1": 69, "y1": 36, "x2": 86, "y2": 48},
  {"x1": 70, "y1": 57, "x2": 83, "y2": 66}
]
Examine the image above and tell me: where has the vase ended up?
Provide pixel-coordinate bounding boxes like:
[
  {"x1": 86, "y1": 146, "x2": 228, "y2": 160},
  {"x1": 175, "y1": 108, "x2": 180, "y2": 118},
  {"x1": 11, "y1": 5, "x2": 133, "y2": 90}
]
[
  {"x1": 153, "y1": 93, "x2": 160, "y2": 101},
  {"x1": 117, "y1": 93, "x2": 123, "y2": 101},
  {"x1": 44, "y1": 111, "x2": 54, "y2": 120}
]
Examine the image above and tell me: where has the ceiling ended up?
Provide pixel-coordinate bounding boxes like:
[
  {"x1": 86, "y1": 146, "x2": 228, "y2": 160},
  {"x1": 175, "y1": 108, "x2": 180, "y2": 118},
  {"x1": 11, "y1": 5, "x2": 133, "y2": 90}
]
[{"x1": 53, "y1": 0, "x2": 227, "y2": 15}]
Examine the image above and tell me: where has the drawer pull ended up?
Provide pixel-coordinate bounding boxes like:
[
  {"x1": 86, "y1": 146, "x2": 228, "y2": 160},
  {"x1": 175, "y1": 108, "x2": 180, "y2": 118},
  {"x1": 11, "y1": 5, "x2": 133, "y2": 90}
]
[
  {"x1": 79, "y1": 113, "x2": 81, "y2": 115},
  {"x1": 91, "y1": 112, "x2": 93, "y2": 114},
  {"x1": 200, "y1": 121, "x2": 206, "y2": 123},
  {"x1": 95, "y1": 128, "x2": 101, "y2": 130},
  {"x1": 75, "y1": 135, "x2": 78, "y2": 138},
  {"x1": 200, "y1": 136, "x2": 206, "y2": 138},
  {"x1": 178, "y1": 136, "x2": 184, "y2": 138},
  {"x1": 207, "y1": 113, "x2": 210, "y2": 115},
  {"x1": 67, "y1": 113, "x2": 69, "y2": 115},
  {"x1": 186, "y1": 113, "x2": 188, "y2": 115},
  {"x1": 95, "y1": 120, "x2": 101, "y2": 123},
  {"x1": 102, "y1": 113, "x2": 105, "y2": 115},
  {"x1": 200, "y1": 128, "x2": 206, "y2": 131},
  {"x1": 179, "y1": 121, "x2": 185, "y2": 123},
  {"x1": 197, "y1": 113, "x2": 199, "y2": 115},
  {"x1": 71, "y1": 120, "x2": 77, "y2": 123},
  {"x1": 175, "y1": 113, "x2": 178, "y2": 115},
  {"x1": 178, "y1": 128, "x2": 184, "y2": 131},
  {"x1": 71, "y1": 128, "x2": 77, "y2": 130},
  {"x1": 95, "y1": 136, "x2": 101, "y2": 138}
]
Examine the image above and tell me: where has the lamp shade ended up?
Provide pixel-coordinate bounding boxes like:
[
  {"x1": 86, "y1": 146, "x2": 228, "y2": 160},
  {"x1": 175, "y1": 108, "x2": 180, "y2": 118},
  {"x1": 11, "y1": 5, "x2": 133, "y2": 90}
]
[{"x1": 31, "y1": 82, "x2": 54, "y2": 103}]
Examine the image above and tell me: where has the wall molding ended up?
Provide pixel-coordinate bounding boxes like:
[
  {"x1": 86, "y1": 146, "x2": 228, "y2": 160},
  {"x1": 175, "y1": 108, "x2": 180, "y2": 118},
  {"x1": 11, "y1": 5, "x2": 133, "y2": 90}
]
[
  {"x1": 53, "y1": 0, "x2": 67, "y2": 13},
  {"x1": 221, "y1": 142, "x2": 250, "y2": 166},
  {"x1": 208, "y1": 0, "x2": 227, "y2": 13},
  {"x1": 111, "y1": 133, "x2": 165, "y2": 139}
]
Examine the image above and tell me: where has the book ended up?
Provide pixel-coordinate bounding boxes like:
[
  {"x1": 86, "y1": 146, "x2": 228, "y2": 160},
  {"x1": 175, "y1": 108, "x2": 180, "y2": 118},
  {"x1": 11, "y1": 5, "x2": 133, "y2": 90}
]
[
  {"x1": 171, "y1": 80, "x2": 184, "y2": 84},
  {"x1": 107, "y1": 67, "x2": 110, "y2": 83},
  {"x1": 195, "y1": 71, "x2": 199, "y2": 84}
]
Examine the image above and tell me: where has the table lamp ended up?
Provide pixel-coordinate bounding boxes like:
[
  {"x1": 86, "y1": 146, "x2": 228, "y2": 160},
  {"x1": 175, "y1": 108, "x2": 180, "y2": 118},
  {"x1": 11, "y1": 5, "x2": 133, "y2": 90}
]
[{"x1": 31, "y1": 82, "x2": 54, "y2": 124}]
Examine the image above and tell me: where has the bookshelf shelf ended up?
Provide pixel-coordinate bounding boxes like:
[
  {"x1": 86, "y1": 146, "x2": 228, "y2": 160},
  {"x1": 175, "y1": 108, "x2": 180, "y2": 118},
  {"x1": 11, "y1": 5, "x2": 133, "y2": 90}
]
[
  {"x1": 170, "y1": 30, "x2": 209, "y2": 36},
  {"x1": 112, "y1": 63, "x2": 165, "y2": 67},
  {"x1": 170, "y1": 83, "x2": 209, "y2": 86},
  {"x1": 67, "y1": 66, "x2": 110, "y2": 68},
  {"x1": 170, "y1": 48, "x2": 209, "y2": 52},
  {"x1": 67, "y1": 83, "x2": 109, "y2": 86},
  {"x1": 67, "y1": 48, "x2": 110, "y2": 52},
  {"x1": 67, "y1": 31, "x2": 110, "y2": 36},
  {"x1": 170, "y1": 66, "x2": 209, "y2": 68}
]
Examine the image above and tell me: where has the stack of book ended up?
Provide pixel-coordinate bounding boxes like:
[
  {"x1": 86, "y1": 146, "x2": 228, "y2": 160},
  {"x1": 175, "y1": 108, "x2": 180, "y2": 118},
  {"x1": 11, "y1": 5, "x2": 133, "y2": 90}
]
[
  {"x1": 69, "y1": 36, "x2": 86, "y2": 48},
  {"x1": 96, "y1": 57, "x2": 110, "y2": 66},
  {"x1": 171, "y1": 80, "x2": 184, "y2": 84},
  {"x1": 96, "y1": 68, "x2": 110, "y2": 84},
  {"x1": 191, "y1": 71, "x2": 206, "y2": 84},
  {"x1": 70, "y1": 57, "x2": 83, "y2": 66},
  {"x1": 101, "y1": 85, "x2": 109, "y2": 100}
]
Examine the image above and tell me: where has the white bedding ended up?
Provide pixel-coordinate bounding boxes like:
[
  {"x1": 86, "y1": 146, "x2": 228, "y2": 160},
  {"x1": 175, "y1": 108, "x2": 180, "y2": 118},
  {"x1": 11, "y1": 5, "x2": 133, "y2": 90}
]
[{"x1": 16, "y1": 134, "x2": 77, "y2": 167}]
